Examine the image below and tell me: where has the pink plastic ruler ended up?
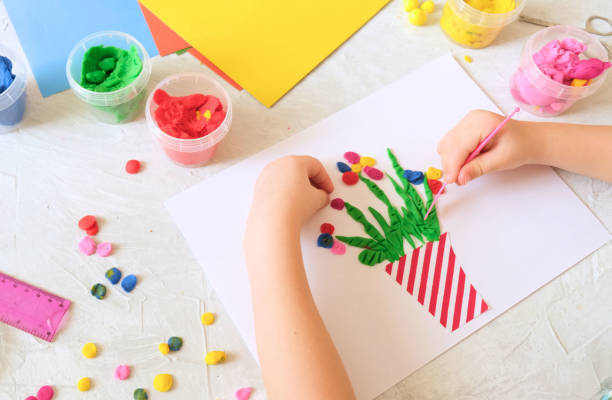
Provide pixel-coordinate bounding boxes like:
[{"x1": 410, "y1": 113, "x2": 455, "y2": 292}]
[{"x1": 0, "y1": 272, "x2": 71, "y2": 341}]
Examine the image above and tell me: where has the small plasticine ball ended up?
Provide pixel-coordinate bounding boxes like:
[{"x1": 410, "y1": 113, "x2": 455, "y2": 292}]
[
  {"x1": 403, "y1": 0, "x2": 419, "y2": 11},
  {"x1": 78, "y1": 215, "x2": 97, "y2": 230},
  {"x1": 105, "y1": 267, "x2": 122, "y2": 285},
  {"x1": 427, "y1": 179, "x2": 446, "y2": 195},
  {"x1": 409, "y1": 8, "x2": 427, "y2": 26},
  {"x1": 363, "y1": 166, "x2": 384, "y2": 180},
  {"x1": 343, "y1": 151, "x2": 360, "y2": 164},
  {"x1": 336, "y1": 162, "x2": 351, "y2": 173},
  {"x1": 134, "y1": 388, "x2": 149, "y2": 400},
  {"x1": 421, "y1": 0, "x2": 435, "y2": 13},
  {"x1": 342, "y1": 171, "x2": 359, "y2": 185},
  {"x1": 37, "y1": 386, "x2": 54, "y2": 400},
  {"x1": 121, "y1": 274, "x2": 138, "y2": 293},
  {"x1": 167, "y1": 336, "x2": 183, "y2": 351},
  {"x1": 403, "y1": 170, "x2": 425, "y2": 184},
  {"x1": 153, "y1": 374, "x2": 173, "y2": 392},
  {"x1": 350, "y1": 163, "x2": 362, "y2": 173},
  {"x1": 77, "y1": 377, "x2": 91, "y2": 392},
  {"x1": 359, "y1": 156, "x2": 376, "y2": 167},
  {"x1": 317, "y1": 233, "x2": 334, "y2": 249},
  {"x1": 201, "y1": 312, "x2": 215, "y2": 325},
  {"x1": 320, "y1": 223, "x2": 335, "y2": 235},
  {"x1": 330, "y1": 198, "x2": 345, "y2": 210},
  {"x1": 158, "y1": 343, "x2": 170, "y2": 355},
  {"x1": 82, "y1": 342, "x2": 97, "y2": 358},
  {"x1": 125, "y1": 160, "x2": 141, "y2": 174},
  {"x1": 90, "y1": 283, "x2": 107, "y2": 300},
  {"x1": 205, "y1": 350, "x2": 226, "y2": 365},
  {"x1": 426, "y1": 166, "x2": 442, "y2": 180}
]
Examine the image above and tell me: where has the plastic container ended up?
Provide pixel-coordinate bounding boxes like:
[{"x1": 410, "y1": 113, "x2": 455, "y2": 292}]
[
  {"x1": 145, "y1": 73, "x2": 232, "y2": 167},
  {"x1": 0, "y1": 44, "x2": 26, "y2": 133},
  {"x1": 510, "y1": 25, "x2": 610, "y2": 117},
  {"x1": 440, "y1": 0, "x2": 526, "y2": 48},
  {"x1": 66, "y1": 31, "x2": 151, "y2": 124}
]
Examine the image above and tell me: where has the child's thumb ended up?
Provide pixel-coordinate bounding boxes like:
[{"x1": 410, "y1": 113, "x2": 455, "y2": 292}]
[{"x1": 457, "y1": 151, "x2": 504, "y2": 185}]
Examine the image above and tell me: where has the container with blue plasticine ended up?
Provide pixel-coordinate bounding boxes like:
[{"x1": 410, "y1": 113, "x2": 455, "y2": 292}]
[{"x1": 0, "y1": 44, "x2": 26, "y2": 134}]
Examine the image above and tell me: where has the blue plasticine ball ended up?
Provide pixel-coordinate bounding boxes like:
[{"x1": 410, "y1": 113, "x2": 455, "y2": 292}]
[
  {"x1": 336, "y1": 162, "x2": 351, "y2": 173},
  {"x1": 403, "y1": 169, "x2": 424, "y2": 184},
  {"x1": 167, "y1": 336, "x2": 183, "y2": 351},
  {"x1": 121, "y1": 274, "x2": 138, "y2": 293},
  {"x1": 317, "y1": 233, "x2": 334, "y2": 249},
  {"x1": 105, "y1": 267, "x2": 122, "y2": 285},
  {"x1": 90, "y1": 283, "x2": 107, "y2": 300}
]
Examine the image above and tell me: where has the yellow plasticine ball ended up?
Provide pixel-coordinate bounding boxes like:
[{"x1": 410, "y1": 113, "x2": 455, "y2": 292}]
[
  {"x1": 204, "y1": 110, "x2": 212, "y2": 120},
  {"x1": 359, "y1": 156, "x2": 376, "y2": 167},
  {"x1": 158, "y1": 343, "x2": 170, "y2": 355},
  {"x1": 201, "y1": 312, "x2": 215, "y2": 325},
  {"x1": 426, "y1": 167, "x2": 442, "y2": 180},
  {"x1": 82, "y1": 342, "x2": 97, "y2": 359},
  {"x1": 464, "y1": 55, "x2": 473, "y2": 63},
  {"x1": 409, "y1": 8, "x2": 427, "y2": 26},
  {"x1": 350, "y1": 163, "x2": 362, "y2": 173},
  {"x1": 403, "y1": 0, "x2": 420, "y2": 11},
  {"x1": 421, "y1": 0, "x2": 435, "y2": 13},
  {"x1": 77, "y1": 377, "x2": 91, "y2": 392},
  {"x1": 153, "y1": 374, "x2": 174, "y2": 392},
  {"x1": 205, "y1": 351, "x2": 226, "y2": 365}
]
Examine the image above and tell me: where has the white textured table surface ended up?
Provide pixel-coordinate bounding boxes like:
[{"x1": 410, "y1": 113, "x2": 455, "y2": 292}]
[{"x1": 1, "y1": 0, "x2": 611, "y2": 399}]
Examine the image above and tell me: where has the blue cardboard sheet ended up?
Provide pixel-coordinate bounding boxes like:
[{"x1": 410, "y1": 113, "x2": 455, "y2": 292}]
[{"x1": 4, "y1": 0, "x2": 158, "y2": 97}]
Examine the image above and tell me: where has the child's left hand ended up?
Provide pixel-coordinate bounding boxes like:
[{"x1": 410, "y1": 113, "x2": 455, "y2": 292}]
[{"x1": 245, "y1": 156, "x2": 334, "y2": 246}]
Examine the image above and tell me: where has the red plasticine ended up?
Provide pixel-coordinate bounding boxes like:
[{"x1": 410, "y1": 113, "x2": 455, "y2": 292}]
[
  {"x1": 78, "y1": 215, "x2": 96, "y2": 230},
  {"x1": 153, "y1": 89, "x2": 226, "y2": 139},
  {"x1": 428, "y1": 179, "x2": 446, "y2": 195},
  {"x1": 330, "y1": 198, "x2": 345, "y2": 210},
  {"x1": 86, "y1": 223, "x2": 99, "y2": 236},
  {"x1": 320, "y1": 223, "x2": 335, "y2": 235},
  {"x1": 342, "y1": 171, "x2": 359, "y2": 185},
  {"x1": 125, "y1": 160, "x2": 141, "y2": 174}
]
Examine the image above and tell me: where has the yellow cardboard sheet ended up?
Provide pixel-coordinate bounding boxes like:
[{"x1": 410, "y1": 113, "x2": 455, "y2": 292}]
[{"x1": 140, "y1": 0, "x2": 390, "y2": 107}]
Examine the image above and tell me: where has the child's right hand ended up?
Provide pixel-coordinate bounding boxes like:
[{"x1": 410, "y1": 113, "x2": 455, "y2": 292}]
[{"x1": 437, "y1": 110, "x2": 540, "y2": 185}]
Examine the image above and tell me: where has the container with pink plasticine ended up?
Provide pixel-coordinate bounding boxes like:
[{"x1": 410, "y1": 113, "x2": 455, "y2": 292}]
[
  {"x1": 510, "y1": 25, "x2": 610, "y2": 117},
  {"x1": 145, "y1": 73, "x2": 232, "y2": 167}
]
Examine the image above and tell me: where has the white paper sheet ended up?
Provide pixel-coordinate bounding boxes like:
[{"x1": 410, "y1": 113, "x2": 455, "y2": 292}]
[{"x1": 166, "y1": 55, "x2": 610, "y2": 399}]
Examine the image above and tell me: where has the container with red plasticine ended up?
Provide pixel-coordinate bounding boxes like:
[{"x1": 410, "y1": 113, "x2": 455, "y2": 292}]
[{"x1": 145, "y1": 73, "x2": 232, "y2": 167}]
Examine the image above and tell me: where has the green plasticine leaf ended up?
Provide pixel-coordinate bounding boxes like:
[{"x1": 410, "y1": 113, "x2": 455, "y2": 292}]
[
  {"x1": 368, "y1": 207, "x2": 403, "y2": 258},
  {"x1": 419, "y1": 178, "x2": 441, "y2": 241},
  {"x1": 358, "y1": 248, "x2": 389, "y2": 266},
  {"x1": 387, "y1": 149, "x2": 427, "y2": 217},
  {"x1": 360, "y1": 175, "x2": 393, "y2": 207},
  {"x1": 344, "y1": 202, "x2": 385, "y2": 242},
  {"x1": 335, "y1": 236, "x2": 379, "y2": 249}
]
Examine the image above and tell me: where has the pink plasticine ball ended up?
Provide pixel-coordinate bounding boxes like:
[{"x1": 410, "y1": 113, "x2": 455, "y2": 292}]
[
  {"x1": 114, "y1": 364, "x2": 131, "y2": 380},
  {"x1": 78, "y1": 236, "x2": 96, "y2": 256}
]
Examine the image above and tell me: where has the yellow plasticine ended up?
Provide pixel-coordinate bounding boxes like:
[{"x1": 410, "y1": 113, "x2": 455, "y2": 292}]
[
  {"x1": 205, "y1": 350, "x2": 226, "y2": 365},
  {"x1": 196, "y1": 110, "x2": 201, "y2": 120},
  {"x1": 204, "y1": 110, "x2": 212, "y2": 120},
  {"x1": 426, "y1": 167, "x2": 442, "y2": 179},
  {"x1": 359, "y1": 156, "x2": 376, "y2": 167},
  {"x1": 421, "y1": 0, "x2": 435, "y2": 13},
  {"x1": 408, "y1": 8, "x2": 427, "y2": 26},
  {"x1": 159, "y1": 343, "x2": 170, "y2": 355},
  {"x1": 464, "y1": 55, "x2": 473, "y2": 63},
  {"x1": 82, "y1": 342, "x2": 97, "y2": 359},
  {"x1": 154, "y1": 374, "x2": 174, "y2": 392},
  {"x1": 570, "y1": 79, "x2": 588, "y2": 87},
  {"x1": 440, "y1": 0, "x2": 515, "y2": 48},
  {"x1": 201, "y1": 312, "x2": 215, "y2": 325},
  {"x1": 403, "y1": 0, "x2": 420, "y2": 11},
  {"x1": 351, "y1": 163, "x2": 362, "y2": 173},
  {"x1": 77, "y1": 377, "x2": 91, "y2": 392}
]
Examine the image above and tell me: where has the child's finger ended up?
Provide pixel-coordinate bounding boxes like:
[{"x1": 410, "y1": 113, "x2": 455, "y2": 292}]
[
  {"x1": 302, "y1": 157, "x2": 335, "y2": 194},
  {"x1": 457, "y1": 148, "x2": 507, "y2": 185}
]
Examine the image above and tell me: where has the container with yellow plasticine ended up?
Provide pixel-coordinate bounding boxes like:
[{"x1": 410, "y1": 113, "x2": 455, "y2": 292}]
[{"x1": 440, "y1": 0, "x2": 527, "y2": 48}]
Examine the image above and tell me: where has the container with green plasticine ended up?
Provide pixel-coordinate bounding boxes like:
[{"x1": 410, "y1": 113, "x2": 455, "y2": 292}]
[{"x1": 66, "y1": 31, "x2": 151, "y2": 124}]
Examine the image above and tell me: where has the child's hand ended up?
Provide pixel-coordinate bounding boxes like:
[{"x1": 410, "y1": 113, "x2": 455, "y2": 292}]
[
  {"x1": 437, "y1": 110, "x2": 539, "y2": 185},
  {"x1": 246, "y1": 156, "x2": 334, "y2": 238}
]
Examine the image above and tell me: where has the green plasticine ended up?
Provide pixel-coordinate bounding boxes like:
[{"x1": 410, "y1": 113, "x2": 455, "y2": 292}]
[{"x1": 80, "y1": 45, "x2": 142, "y2": 92}]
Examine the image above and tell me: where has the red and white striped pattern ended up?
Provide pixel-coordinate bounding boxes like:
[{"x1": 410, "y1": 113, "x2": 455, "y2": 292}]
[{"x1": 384, "y1": 233, "x2": 489, "y2": 332}]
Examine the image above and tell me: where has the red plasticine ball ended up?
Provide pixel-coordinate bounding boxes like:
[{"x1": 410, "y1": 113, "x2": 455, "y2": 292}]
[
  {"x1": 78, "y1": 215, "x2": 97, "y2": 230},
  {"x1": 428, "y1": 179, "x2": 446, "y2": 195},
  {"x1": 125, "y1": 160, "x2": 141, "y2": 174},
  {"x1": 86, "y1": 223, "x2": 99, "y2": 236},
  {"x1": 342, "y1": 171, "x2": 359, "y2": 185},
  {"x1": 320, "y1": 223, "x2": 335, "y2": 235},
  {"x1": 330, "y1": 198, "x2": 345, "y2": 210}
]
